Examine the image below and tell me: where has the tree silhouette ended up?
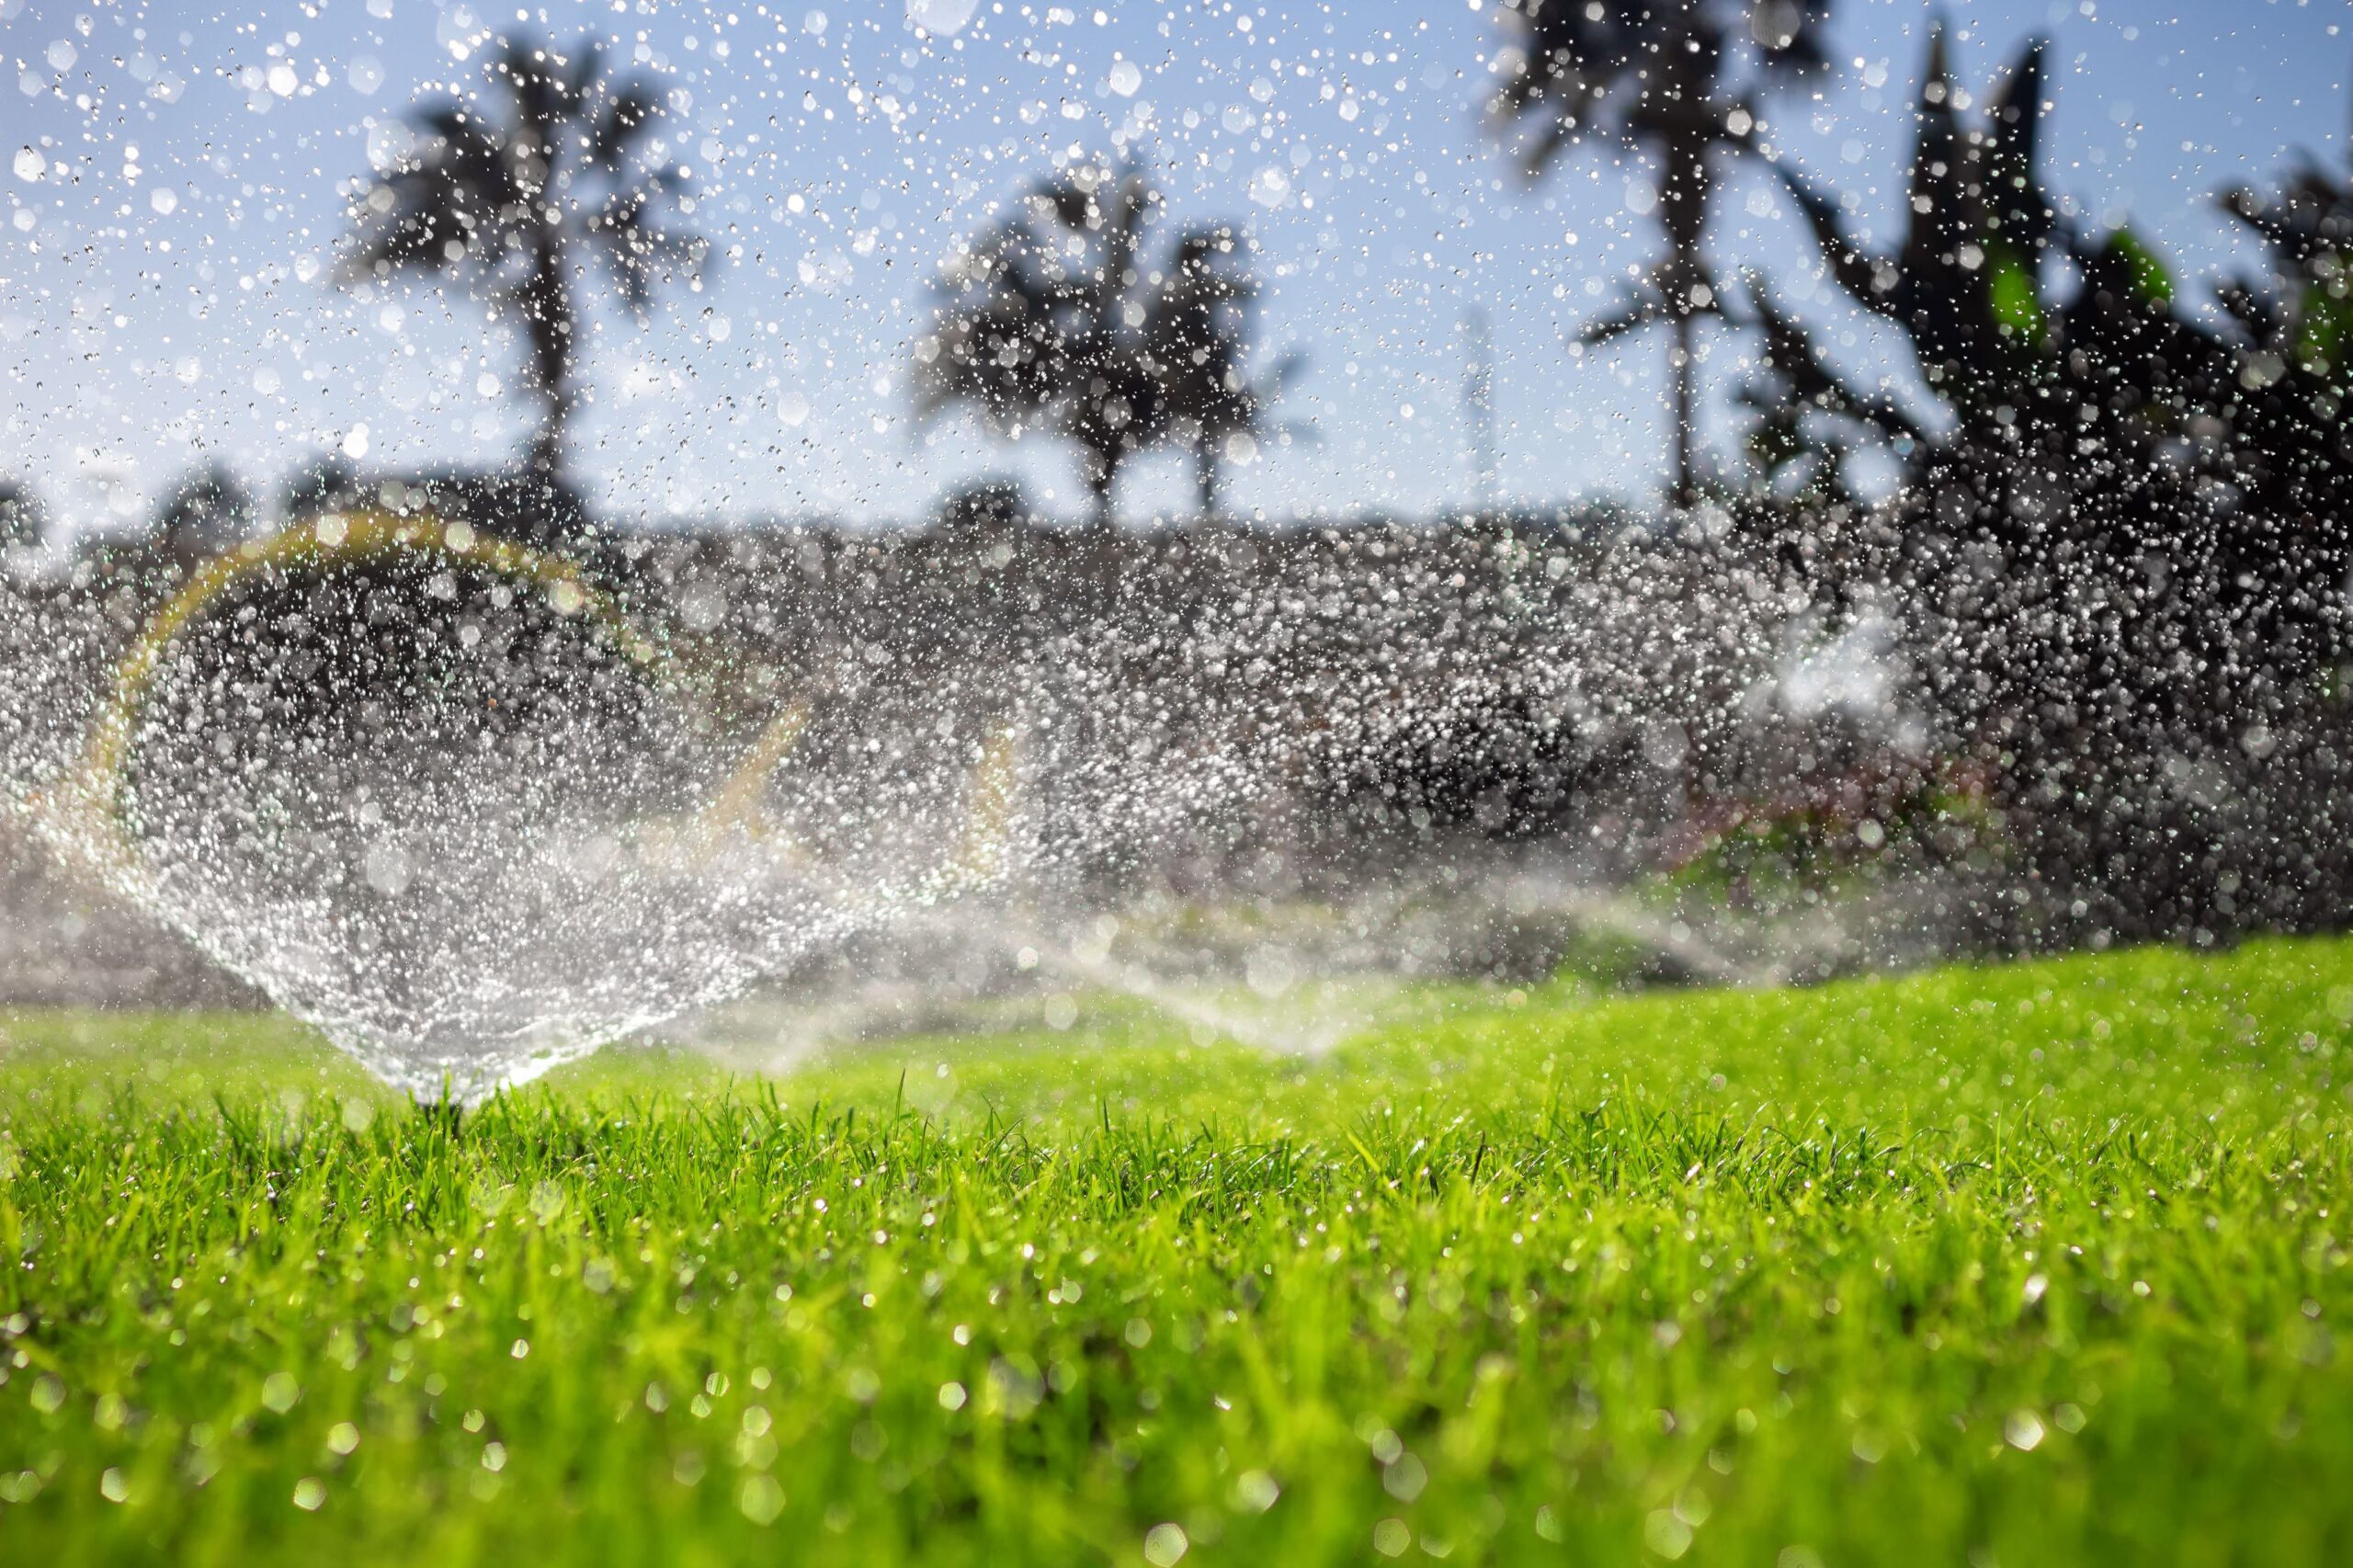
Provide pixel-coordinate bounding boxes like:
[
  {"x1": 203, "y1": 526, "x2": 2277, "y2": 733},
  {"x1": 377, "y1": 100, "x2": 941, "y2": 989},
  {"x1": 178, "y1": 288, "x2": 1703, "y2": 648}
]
[
  {"x1": 1769, "y1": 29, "x2": 2066, "y2": 444},
  {"x1": 1753, "y1": 30, "x2": 2220, "y2": 598},
  {"x1": 1729, "y1": 277, "x2": 1922, "y2": 502},
  {"x1": 1759, "y1": 30, "x2": 2215, "y2": 528},
  {"x1": 1489, "y1": 0, "x2": 1833, "y2": 508},
  {"x1": 342, "y1": 35, "x2": 704, "y2": 528},
  {"x1": 1740, "y1": 26, "x2": 2353, "y2": 938},
  {"x1": 1150, "y1": 230, "x2": 1305, "y2": 517},
  {"x1": 153, "y1": 462, "x2": 258, "y2": 570},
  {"x1": 2210, "y1": 74, "x2": 2353, "y2": 665},
  {"x1": 917, "y1": 161, "x2": 1290, "y2": 527},
  {"x1": 2217, "y1": 93, "x2": 2353, "y2": 380}
]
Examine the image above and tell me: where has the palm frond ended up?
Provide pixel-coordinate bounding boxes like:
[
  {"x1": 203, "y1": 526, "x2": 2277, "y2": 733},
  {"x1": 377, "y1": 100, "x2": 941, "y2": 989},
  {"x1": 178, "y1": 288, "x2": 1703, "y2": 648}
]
[
  {"x1": 1771, "y1": 163, "x2": 1883, "y2": 310},
  {"x1": 588, "y1": 82, "x2": 663, "y2": 169},
  {"x1": 1573, "y1": 293, "x2": 1665, "y2": 350}
]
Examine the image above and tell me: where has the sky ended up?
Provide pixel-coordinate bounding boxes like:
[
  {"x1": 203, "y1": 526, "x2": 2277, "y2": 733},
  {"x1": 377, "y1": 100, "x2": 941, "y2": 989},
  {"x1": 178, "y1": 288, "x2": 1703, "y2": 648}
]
[{"x1": 0, "y1": 0, "x2": 2347, "y2": 540}]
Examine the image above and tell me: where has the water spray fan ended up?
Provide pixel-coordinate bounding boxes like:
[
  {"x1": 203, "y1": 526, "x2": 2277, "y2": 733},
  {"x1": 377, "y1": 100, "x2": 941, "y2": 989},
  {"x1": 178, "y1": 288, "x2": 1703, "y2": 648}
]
[{"x1": 42, "y1": 509, "x2": 1020, "y2": 1101}]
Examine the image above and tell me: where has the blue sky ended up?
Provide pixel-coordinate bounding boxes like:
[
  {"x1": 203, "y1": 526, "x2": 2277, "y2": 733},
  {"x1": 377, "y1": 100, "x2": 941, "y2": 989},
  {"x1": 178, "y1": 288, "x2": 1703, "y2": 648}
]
[{"x1": 0, "y1": 0, "x2": 2346, "y2": 538}]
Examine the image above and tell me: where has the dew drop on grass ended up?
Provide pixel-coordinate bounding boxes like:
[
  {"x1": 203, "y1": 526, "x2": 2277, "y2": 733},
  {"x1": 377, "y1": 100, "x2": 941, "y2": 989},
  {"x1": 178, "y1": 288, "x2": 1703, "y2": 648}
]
[
  {"x1": 261, "y1": 1372, "x2": 300, "y2": 1414},
  {"x1": 739, "y1": 1474, "x2": 784, "y2": 1525},
  {"x1": 1142, "y1": 1523, "x2": 1188, "y2": 1566},
  {"x1": 1643, "y1": 1509, "x2": 1694, "y2": 1560}
]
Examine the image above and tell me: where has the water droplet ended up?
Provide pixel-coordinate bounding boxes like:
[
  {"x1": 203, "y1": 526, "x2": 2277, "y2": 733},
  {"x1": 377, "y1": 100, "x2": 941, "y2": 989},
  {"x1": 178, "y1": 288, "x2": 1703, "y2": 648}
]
[{"x1": 261, "y1": 1372, "x2": 301, "y2": 1414}]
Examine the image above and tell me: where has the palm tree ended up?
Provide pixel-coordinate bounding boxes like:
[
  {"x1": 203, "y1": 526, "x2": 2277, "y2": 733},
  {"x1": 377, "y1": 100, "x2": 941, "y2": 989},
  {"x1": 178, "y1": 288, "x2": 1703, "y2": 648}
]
[
  {"x1": 1489, "y1": 0, "x2": 1834, "y2": 508},
  {"x1": 1148, "y1": 229, "x2": 1304, "y2": 517},
  {"x1": 916, "y1": 160, "x2": 1288, "y2": 527},
  {"x1": 342, "y1": 35, "x2": 704, "y2": 521}
]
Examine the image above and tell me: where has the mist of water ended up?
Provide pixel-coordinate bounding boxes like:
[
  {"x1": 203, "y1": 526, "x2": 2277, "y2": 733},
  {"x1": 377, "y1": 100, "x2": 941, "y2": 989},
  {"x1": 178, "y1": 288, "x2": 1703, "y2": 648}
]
[{"x1": 8, "y1": 505, "x2": 1984, "y2": 1098}]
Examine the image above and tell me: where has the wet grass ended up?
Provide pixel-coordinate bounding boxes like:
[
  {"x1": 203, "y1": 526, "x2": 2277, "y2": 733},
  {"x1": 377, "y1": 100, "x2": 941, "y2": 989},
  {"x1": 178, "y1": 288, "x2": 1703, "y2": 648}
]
[{"x1": 2, "y1": 937, "x2": 2350, "y2": 1565}]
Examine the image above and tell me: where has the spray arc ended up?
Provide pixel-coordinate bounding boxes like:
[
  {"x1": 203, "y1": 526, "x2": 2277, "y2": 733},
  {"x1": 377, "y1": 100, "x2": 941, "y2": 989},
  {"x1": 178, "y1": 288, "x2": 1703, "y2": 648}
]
[{"x1": 34, "y1": 510, "x2": 1019, "y2": 1102}]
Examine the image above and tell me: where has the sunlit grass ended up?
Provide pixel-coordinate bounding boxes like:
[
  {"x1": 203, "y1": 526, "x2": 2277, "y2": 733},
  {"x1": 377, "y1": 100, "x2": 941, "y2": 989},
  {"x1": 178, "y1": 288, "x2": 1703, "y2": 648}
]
[{"x1": 3, "y1": 938, "x2": 2350, "y2": 1564}]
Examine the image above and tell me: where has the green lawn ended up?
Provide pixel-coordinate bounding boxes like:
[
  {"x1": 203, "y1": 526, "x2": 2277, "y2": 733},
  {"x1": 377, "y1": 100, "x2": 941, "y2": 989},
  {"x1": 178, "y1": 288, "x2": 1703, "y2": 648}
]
[{"x1": 2, "y1": 939, "x2": 2350, "y2": 1565}]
